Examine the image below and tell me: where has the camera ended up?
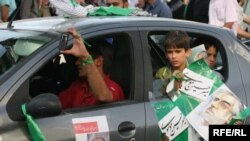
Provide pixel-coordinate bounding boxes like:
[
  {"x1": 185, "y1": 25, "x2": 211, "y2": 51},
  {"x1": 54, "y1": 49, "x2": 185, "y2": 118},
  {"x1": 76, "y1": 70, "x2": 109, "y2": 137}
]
[{"x1": 59, "y1": 33, "x2": 69, "y2": 50}]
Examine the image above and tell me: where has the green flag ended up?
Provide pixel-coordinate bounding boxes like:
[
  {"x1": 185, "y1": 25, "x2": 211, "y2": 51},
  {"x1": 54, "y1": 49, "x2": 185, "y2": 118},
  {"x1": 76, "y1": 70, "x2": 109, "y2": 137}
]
[
  {"x1": 21, "y1": 104, "x2": 46, "y2": 141},
  {"x1": 88, "y1": 6, "x2": 134, "y2": 16},
  {"x1": 151, "y1": 59, "x2": 249, "y2": 141}
]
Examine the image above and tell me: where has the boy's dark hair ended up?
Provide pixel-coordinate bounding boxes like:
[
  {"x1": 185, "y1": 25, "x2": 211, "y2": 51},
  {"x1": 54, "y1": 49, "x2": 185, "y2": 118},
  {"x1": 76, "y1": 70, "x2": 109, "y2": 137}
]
[
  {"x1": 164, "y1": 31, "x2": 190, "y2": 51},
  {"x1": 204, "y1": 42, "x2": 218, "y2": 53}
]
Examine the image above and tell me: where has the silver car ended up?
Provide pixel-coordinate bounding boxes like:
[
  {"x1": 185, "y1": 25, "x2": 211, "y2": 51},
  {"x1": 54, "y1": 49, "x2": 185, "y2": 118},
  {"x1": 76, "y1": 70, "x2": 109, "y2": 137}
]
[{"x1": 0, "y1": 16, "x2": 250, "y2": 141}]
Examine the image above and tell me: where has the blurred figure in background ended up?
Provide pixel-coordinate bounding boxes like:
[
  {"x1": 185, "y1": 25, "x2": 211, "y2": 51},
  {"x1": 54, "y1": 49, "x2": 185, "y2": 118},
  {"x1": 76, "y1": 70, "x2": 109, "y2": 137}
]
[
  {"x1": 0, "y1": 0, "x2": 16, "y2": 22},
  {"x1": 143, "y1": 0, "x2": 172, "y2": 18},
  {"x1": 186, "y1": 0, "x2": 210, "y2": 23},
  {"x1": 166, "y1": 0, "x2": 189, "y2": 19},
  {"x1": 237, "y1": 0, "x2": 250, "y2": 39},
  {"x1": 136, "y1": 0, "x2": 145, "y2": 9},
  {"x1": 128, "y1": 0, "x2": 138, "y2": 7},
  {"x1": 209, "y1": 0, "x2": 238, "y2": 35},
  {"x1": 20, "y1": 0, "x2": 56, "y2": 19},
  {"x1": 106, "y1": 0, "x2": 129, "y2": 8}
]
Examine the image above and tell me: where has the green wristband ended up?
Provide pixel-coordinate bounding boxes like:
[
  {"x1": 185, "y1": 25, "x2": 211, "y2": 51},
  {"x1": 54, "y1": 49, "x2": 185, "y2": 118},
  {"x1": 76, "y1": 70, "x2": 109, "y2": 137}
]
[{"x1": 81, "y1": 55, "x2": 94, "y2": 65}]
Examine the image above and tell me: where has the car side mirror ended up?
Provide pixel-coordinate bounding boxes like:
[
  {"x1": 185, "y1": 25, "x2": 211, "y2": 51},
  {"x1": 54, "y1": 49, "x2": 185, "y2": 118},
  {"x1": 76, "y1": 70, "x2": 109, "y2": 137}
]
[{"x1": 26, "y1": 93, "x2": 62, "y2": 119}]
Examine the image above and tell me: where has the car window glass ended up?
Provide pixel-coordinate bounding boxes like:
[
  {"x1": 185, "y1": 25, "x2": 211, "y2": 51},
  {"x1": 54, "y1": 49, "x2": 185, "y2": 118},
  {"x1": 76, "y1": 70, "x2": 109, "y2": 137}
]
[{"x1": 0, "y1": 29, "x2": 57, "y2": 77}]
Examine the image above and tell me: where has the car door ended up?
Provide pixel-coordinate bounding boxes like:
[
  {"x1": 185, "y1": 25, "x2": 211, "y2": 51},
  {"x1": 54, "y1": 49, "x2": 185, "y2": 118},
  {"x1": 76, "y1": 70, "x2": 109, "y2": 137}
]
[
  {"x1": 2, "y1": 26, "x2": 146, "y2": 141},
  {"x1": 138, "y1": 21, "x2": 247, "y2": 141},
  {"x1": 234, "y1": 41, "x2": 250, "y2": 107}
]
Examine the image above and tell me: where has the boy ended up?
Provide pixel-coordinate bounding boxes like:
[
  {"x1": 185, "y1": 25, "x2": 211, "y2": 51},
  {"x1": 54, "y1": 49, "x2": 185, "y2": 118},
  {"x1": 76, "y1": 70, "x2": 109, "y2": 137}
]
[
  {"x1": 204, "y1": 42, "x2": 224, "y2": 80},
  {"x1": 154, "y1": 30, "x2": 191, "y2": 93}
]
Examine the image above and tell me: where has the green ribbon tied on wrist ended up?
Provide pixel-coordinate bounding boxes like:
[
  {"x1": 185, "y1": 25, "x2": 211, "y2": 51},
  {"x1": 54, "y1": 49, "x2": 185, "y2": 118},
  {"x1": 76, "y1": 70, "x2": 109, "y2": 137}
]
[
  {"x1": 21, "y1": 104, "x2": 46, "y2": 141},
  {"x1": 81, "y1": 55, "x2": 94, "y2": 65}
]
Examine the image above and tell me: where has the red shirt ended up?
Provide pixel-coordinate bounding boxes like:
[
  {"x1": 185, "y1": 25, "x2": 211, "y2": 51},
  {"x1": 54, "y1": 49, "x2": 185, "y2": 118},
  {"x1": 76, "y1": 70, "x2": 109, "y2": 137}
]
[{"x1": 59, "y1": 75, "x2": 125, "y2": 109}]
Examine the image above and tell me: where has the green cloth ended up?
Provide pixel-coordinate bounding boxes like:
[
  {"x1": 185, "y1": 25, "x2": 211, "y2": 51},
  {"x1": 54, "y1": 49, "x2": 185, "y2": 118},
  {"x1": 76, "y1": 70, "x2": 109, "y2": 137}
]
[
  {"x1": 22, "y1": 104, "x2": 46, "y2": 141},
  {"x1": 155, "y1": 67, "x2": 172, "y2": 80},
  {"x1": 229, "y1": 107, "x2": 250, "y2": 125},
  {"x1": 154, "y1": 67, "x2": 172, "y2": 95},
  {"x1": 88, "y1": 6, "x2": 134, "y2": 16}
]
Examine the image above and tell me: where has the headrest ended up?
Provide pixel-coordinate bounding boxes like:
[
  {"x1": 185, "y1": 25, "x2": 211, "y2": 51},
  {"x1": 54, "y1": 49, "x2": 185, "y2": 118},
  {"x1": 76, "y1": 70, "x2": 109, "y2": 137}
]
[{"x1": 14, "y1": 39, "x2": 44, "y2": 56}]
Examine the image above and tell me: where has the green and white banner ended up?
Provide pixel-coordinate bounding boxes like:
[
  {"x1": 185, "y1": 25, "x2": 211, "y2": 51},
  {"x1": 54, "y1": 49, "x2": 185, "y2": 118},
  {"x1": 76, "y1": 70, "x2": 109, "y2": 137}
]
[{"x1": 152, "y1": 59, "x2": 249, "y2": 141}]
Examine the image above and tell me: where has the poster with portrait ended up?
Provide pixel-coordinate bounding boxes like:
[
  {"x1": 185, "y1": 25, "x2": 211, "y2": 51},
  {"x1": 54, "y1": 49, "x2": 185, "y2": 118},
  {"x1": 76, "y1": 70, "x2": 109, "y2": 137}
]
[
  {"x1": 186, "y1": 84, "x2": 244, "y2": 140},
  {"x1": 152, "y1": 59, "x2": 223, "y2": 140},
  {"x1": 72, "y1": 116, "x2": 110, "y2": 141},
  {"x1": 152, "y1": 59, "x2": 250, "y2": 141},
  {"x1": 166, "y1": 59, "x2": 223, "y2": 116}
]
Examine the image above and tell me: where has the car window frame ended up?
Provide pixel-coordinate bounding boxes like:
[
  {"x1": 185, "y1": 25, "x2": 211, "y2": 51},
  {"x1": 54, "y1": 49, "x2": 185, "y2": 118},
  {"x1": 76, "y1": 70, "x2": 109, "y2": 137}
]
[
  {"x1": 62, "y1": 28, "x2": 144, "y2": 112},
  {"x1": 138, "y1": 25, "x2": 236, "y2": 100},
  {"x1": 5, "y1": 27, "x2": 145, "y2": 120}
]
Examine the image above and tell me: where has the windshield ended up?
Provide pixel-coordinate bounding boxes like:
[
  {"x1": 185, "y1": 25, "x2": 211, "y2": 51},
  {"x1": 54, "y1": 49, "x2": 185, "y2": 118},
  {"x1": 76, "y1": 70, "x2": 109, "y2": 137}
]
[{"x1": 0, "y1": 29, "x2": 57, "y2": 76}]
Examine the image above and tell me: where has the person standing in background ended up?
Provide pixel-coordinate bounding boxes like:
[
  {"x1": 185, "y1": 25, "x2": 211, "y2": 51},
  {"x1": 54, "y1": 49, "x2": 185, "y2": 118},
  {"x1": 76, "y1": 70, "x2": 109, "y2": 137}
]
[
  {"x1": 209, "y1": 0, "x2": 238, "y2": 35},
  {"x1": 20, "y1": 0, "x2": 56, "y2": 19},
  {"x1": 0, "y1": 0, "x2": 16, "y2": 22},
  {"x1": 186, "y1": 0, "x2": 210, "y2": 23},
  {"x1": 136, "y1": 0, "x2": 145, "y2": 9},
  {"x1": 166, "y1": 0, "x2": 189, "y2": 19},
  {"x1": 106, "y1": 0, "x2": 129, "y2": 8},
  {"x1": 143, "y1": 0, "x2": 172, "y2": 18},
  {"x1": 237, "y1": 0, "x2": 250, "y2": 29},
  {"x1": 237, "y1": 0, "x2": 250, "y2": 39}
]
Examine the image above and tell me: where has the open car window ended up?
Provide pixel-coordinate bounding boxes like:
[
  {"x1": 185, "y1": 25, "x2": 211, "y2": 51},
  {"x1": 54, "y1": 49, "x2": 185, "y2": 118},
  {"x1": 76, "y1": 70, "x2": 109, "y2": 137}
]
[
  {"x1": 28, "y1": 32, "x2": 133, "y2": 111},
  {"x1": 149, "y1": 31, "x2": 227, "y2": 81}
]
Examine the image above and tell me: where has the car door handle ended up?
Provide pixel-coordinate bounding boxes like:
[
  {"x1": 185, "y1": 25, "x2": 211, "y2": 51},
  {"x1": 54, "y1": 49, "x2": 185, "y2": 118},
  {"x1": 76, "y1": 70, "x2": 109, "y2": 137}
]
[{"x1": 118, "y1": 121, "x2": 136, "y2": 138}]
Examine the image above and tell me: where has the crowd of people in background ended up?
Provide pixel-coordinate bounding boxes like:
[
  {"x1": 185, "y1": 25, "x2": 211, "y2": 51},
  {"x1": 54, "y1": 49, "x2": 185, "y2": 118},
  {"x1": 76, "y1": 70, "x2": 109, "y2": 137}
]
[{"x1": 0, "y1": 0, "x2": 250, "y2": 39}]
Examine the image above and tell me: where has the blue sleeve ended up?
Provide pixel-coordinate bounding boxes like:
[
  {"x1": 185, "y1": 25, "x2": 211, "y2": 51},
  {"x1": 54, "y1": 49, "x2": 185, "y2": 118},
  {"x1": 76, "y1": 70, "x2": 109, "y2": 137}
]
[
  {"x1": 160, "y1": 5, "x2": 173, "y2": 18},
  {"x1": 0, "y1": 0, "x2": 11, "y2": 6}
]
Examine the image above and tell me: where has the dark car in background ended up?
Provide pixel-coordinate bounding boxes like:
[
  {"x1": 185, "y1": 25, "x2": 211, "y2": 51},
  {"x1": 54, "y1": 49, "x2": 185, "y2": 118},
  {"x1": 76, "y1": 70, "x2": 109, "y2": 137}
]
[{"x1": 0, "y1": 16, "x2": 250, "y2": 140}]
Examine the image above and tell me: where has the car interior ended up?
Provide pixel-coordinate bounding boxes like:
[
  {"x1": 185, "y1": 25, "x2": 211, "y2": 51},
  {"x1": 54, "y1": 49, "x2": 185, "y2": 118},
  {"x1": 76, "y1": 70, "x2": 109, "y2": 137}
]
[
  {"x1": 0, "y1": 32, "x2": 54, "y2": 81},
  {"x1": 0, "y1": 39, "x2": 20, "y2": 76},
  {"x1": 29, "y1": 33, "x2": 133, "y2": 108}
]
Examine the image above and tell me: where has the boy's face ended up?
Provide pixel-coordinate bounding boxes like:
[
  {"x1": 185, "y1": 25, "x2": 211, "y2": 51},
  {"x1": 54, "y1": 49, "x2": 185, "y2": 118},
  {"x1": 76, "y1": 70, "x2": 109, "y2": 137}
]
[
  {"x1": 106, "y1": 0, "x2": 128, "y2": 8},
  {"x1": 165, "y1": 48, "x2": 191, "y2": 70},
  {"x1": 206, "y1": 46, "x2": 217, "y2": 68}
]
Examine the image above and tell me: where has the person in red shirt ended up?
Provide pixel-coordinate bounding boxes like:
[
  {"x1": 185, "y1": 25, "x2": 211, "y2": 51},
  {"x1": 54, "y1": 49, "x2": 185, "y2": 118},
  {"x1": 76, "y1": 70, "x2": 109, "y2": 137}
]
[{"x1": 59, "y1": 28, "x2": 124, "y2": 109}]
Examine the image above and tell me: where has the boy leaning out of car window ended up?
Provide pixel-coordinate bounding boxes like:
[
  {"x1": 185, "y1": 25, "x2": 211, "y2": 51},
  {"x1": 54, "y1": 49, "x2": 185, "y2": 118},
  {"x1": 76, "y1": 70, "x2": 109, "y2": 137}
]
[{"x1": 154, "y1": 30, "x2": 191, "y2": 94}]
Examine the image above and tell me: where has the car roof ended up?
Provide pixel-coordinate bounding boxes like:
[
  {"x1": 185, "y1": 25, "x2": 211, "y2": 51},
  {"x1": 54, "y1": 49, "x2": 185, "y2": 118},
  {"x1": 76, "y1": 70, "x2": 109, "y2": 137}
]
[{"x1": 0, "y1": 16, "x2": 221, "y2": 33}]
